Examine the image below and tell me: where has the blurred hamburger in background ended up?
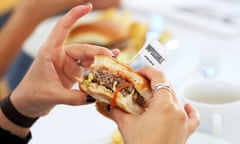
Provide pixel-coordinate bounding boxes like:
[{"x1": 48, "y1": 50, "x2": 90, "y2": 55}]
[
  {"x1": 66, "y1": 19, "x2": 129, "y2": 50},
  {"x1": 66, "y1": 8, "x2": 172, "y2": 63},
  {"x1": 65, "y1": 8, "x2": 149, "y2": 63}
]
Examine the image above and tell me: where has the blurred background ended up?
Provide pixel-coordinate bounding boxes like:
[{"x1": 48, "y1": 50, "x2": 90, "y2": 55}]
[{"x1": 1, "y1": 0, "x2": 240, "y2": 143}]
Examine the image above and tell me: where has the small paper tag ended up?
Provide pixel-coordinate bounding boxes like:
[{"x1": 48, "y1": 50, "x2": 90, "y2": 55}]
[{"x1": 130, "y1": 39, "x2": 167, "y2": 70}]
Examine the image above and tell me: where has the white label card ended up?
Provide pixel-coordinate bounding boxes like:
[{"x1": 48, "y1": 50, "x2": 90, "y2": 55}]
[{"x1": 130, "y1": 39, "x2": 167, "y2": 70}]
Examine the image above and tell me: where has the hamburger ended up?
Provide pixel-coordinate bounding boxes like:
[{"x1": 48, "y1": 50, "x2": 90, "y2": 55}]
[
  {"x1": 66, "y1": 20, "x2": 129, "y2": 50},
  {"x1": 77, "y1": 55, "x2": 152, "y2": 118}
]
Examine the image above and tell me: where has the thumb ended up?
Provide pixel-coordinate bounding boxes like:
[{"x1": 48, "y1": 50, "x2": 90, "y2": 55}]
[
  {"x1": 55, "y1": 88, "x2": 88, "y2": 106},
  {"x1": 184, "y1": 103, "x2": 200, "y2": 136}
]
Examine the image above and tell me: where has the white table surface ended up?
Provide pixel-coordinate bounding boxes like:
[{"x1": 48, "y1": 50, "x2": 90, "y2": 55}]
[{"x1": 25, "y1": 0, "x2": 240, "y2": 143}]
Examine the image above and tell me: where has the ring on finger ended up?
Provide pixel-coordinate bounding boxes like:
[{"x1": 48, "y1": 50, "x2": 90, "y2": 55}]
[
  {"x1": 77, "y1": 60, "x2": 81, "y2": 66},
  {"x1": 152, "y1": 83, "x2": 172, "y2": 93},
  {"x1": 77, "y1": 60, "x2": 84, "y2": 69}
]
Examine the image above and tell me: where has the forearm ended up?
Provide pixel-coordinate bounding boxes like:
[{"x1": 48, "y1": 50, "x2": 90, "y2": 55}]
[{"x1": 0, "y1": 6, "x2": 42, "y2": 77}]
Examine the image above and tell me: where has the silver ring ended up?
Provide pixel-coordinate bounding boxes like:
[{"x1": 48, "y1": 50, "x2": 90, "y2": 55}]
[
  {"x1": 152, "y1": 83, "x2": 172, "y2": 93},
  {"x1": 77, "y1": 60, "x2": 81, "y2": 66},
  {"x1": 77, "y1": 60, "x2": 83, "y2": 69}
]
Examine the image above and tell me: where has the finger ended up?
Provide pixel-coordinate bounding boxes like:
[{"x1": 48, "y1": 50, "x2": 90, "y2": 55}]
[
  {"x1": 111, "y1": 108, "x2": 134, "y2": 128},
  {"x1": 61, "y1": 55, "x2": 82, "y2": 84},
  {"x1": 184, "y1": 103, "x2": 200, "y2": 136},
  {"x1": 46, "y1": 4, "x2": 92, "y2": 48},
  {"x1": 169, "y1": 86, "x2": 181, "y2": 104},
  {"x1": 138, "y1": 66, "x2": 179, "y2": 104},
  {"x1": 65, "y1": 44, "x2": 115, "y2": 66},
  {"x1": 138, "y1": 66, "x2": 168, "y2": 84},
  {"x1": 55, "y1": 88, "x2": 88, "y2": 105},
  {"x1": 111, "y1": 48, "x2": 121, "y2": 57}
]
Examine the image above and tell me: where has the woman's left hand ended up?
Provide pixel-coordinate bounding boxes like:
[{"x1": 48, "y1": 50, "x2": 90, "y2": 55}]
[{"x1": 10, "y1": 4, "x2": 119, "y2": 118}]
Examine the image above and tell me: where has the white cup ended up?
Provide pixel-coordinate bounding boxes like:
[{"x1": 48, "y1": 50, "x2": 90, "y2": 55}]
[{"x1": 181, "y1": 80, "x2": 240, "y2": 144}]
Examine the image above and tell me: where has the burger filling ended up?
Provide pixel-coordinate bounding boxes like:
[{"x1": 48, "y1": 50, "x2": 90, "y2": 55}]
[{"x1": 85, "y1": 68, "x2": 147, "y2": 107}]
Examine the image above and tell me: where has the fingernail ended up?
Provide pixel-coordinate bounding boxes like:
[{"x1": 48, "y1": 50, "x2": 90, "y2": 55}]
[
  {"x1": 107, "y1": 104, "x2": 111, "y2": 112},
  {"x1": 83, "y1": 2, "x2": 92, "y2": 6},
  {"x1": 86, "y1": 95, "x2": 96, "y2": 103}
]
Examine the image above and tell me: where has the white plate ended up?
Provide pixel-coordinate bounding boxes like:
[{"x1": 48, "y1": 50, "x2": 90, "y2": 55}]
[
  {"x1": 187, "y1": 132, "x2": 232, "y2": 144},
  {"x1": 83, "y1": 132, "x2": 232, "y2": 144}
]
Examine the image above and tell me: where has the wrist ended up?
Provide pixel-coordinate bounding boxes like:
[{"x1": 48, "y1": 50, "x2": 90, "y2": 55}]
[
  {"x1": 0, "y1": 109, "x2": 30, "y2": 138},
  {"x1": 0, "y1": 93, "x2": 39, "y2": 129}
]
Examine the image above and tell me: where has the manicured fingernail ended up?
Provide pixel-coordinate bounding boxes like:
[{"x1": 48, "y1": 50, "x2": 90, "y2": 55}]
[
  {"x1": 107, "y1": 104, "x2": 111, "y2": 112},
  {"x1": 83, "y1": 2, "x2": 92, "y2": 6},
  {"x1": 86, "y1": 95, "x2": 96, "y2": 103}
]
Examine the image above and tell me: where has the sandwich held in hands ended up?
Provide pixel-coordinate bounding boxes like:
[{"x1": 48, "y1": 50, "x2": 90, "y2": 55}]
[{"x1": 76, "y1": 55, "x2": 152, "y2": 118}]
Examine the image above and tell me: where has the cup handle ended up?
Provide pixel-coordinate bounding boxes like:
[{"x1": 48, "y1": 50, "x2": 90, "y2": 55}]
[{"x1": 212, "y1": 113, "x2": 222, "y2": 137}]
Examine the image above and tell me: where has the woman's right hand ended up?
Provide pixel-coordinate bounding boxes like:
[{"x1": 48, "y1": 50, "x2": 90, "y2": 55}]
[{"x1": 112, "y1": 66, "x2": 200, "y2": 144}]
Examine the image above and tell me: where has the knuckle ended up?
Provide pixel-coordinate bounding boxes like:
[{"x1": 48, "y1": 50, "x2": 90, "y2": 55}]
[
  {"x1": 196, "y1": 117, "x2": 200, "y2": 127},
  {"x1": 177, "y1": 110, "x2": 187, "y2": 123},
  {"x1": 161, "y1": 101, "x2": 175, "y2": 113}
]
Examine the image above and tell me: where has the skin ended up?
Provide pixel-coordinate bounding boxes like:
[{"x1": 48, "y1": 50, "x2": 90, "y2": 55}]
[
  {"x1": 0, "y1": 4, "x2": 120, "y2": 138},
  {"x1": 112, "y1": 66, "x2": 200, "y2": 144},
  {"x1": 0, "y1": 0, "x2": 120, "y2": 77}
]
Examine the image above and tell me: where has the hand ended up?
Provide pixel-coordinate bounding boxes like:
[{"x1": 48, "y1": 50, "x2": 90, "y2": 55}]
[
  {"x1": 111, "y1": 66, "x2": 199, "y2": 144},
  {"x1": 10, "y1": 4, "x2": 119, "y2": 118}
]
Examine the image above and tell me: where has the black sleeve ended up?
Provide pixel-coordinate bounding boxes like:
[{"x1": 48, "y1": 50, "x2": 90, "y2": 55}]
[{"x1": 0, "y1": 127, "x2": 32, "y2": 144}]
